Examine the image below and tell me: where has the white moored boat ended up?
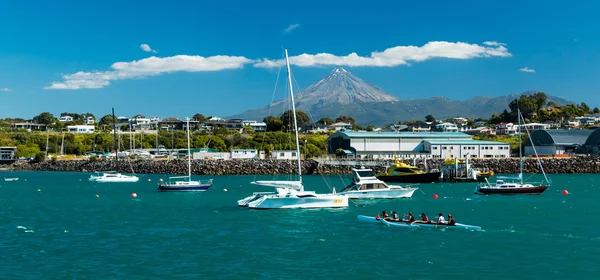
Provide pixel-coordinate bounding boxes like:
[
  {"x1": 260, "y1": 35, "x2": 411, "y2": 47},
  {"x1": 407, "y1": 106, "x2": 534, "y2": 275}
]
[
  {"x1": 237, "y1": 49, "x2": 348, "y2": 209},
  {"x1": 158, "y1": 118, "x2": 213, "y2": 192},
  {"x1": 3, "y1": 177, "x2": 19, "y2": 182},
  {"x1": 89, "y1": 171, "x2": 139, "y2": 183},
  {"x1": 339, "y1": 168, "x2": 417, "y2": 199},
  {"x1": 88, "y1": 108, "x2": 139, "y2": 183}
]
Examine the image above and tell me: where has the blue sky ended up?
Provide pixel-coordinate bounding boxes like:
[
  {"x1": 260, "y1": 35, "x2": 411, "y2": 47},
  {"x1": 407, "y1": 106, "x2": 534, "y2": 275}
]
[{"x1": 1, "y1": 0, "x2": 599, "y2": 120}]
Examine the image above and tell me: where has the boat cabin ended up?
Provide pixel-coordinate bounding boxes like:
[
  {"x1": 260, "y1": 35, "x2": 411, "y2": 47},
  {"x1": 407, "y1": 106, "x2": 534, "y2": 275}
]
[{"x1": 342, "y1": 168, "x2": 391, "y2": 192}]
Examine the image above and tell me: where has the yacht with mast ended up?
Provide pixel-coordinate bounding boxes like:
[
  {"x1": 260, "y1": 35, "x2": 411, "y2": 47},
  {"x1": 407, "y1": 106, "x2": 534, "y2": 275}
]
[
  {"x1": 474, "y1": 109, "x2": 550, "y2": 194},
  {"x1": 237, "y1": 49, "x2": 348, "y2": 209},
  {"x1": 158, "y1": 118, "x2": 213, "y2": 191},
  {"x1": 89, "y1": 108, "x2": 139, "y2": 183}
]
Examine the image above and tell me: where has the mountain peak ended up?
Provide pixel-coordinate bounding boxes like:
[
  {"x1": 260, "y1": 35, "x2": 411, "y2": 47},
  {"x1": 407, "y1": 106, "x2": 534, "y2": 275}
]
[{"x1": 295, "y1": 67, "x2": 400, "y2": 104}]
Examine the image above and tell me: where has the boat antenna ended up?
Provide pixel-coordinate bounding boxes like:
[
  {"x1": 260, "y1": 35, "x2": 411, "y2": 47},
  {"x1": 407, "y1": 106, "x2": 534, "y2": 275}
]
[
  {"x1": 186, "y1": 117, "x2": 192, "y2": 182},
  {"x1": 284, "y1": 48, "x2": 303, "y2": 190},
  {"x1": 112, "y1": 108, "x2": 118, "y2": 171},
  {"x1": 518, "y1": 108, "x2": 523, "y2": 184}
]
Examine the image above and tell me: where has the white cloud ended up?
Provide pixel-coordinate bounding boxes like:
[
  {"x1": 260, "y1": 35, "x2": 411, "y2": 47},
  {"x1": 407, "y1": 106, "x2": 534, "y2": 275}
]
[
  {"x1": 519, "y1": 67, "x2": 536, "y2": 73},
  {"x1": 284, "y1": 23, "x2": 300, "y2": 33},
  {"x1": 140, "y1": 43, "x2": 158, "y2": 53},
  {"x1": 45, "y1": 55, "x2": 254, "y2": 90},
  {"x1": 254, "y1": 41, "x2": 512, "y2": 68},
  {"x1": 483, "y1": 41, "x2": 506, "y2": 47},
  {"x1": 0, "y1": 88, "x2": 9, "y2": 92}
]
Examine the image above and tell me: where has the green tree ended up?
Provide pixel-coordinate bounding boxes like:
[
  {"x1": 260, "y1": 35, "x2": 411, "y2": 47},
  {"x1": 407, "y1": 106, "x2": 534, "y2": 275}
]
[
  {"x1": 580, "y1": 102, "x2": 591, "y2": 114},
  {"x1": 335, "y1": 115, "x2": 356, "y2": 124},
  {"x1": 316, "y1": 117, "x2": 334, "y2": 125},
  {"x1": 263, "y1": 116, "x2": 283, "y2": 132},
  {"x1": 192, "y1": 113, "x2": 208, "y2": 124},
  {"x1": 425, "y1": 114, "x2": 436, "y2": 123},
  {"x1": 281, "y1": 110, "x2": 310, "y2": 130},
  {"x1": 366, "y1": 125, "x2": 375, "y2": 131},
  {"x1": 98, "y1": 114, "x2": 117, "y2": 129},
  {"x1": 33, "y1": 112, "x2": 56, "y2": 125}
]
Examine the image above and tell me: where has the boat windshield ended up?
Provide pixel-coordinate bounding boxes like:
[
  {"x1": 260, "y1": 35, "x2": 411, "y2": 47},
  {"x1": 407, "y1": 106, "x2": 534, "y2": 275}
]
[{"x1": 356, "y1": 170, "x2": 375, "y2": 177}]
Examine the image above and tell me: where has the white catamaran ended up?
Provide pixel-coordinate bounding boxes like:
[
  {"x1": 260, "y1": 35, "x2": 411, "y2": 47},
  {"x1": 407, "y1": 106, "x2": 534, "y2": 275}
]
[
  {"x1": 89, "y1": 108, "x2": 139, "y2": 183},
  {"x1": 237, "y1": 49, "x2": 348, "y2": 209},
  {"x1": 158, "y1": 118, "x2": 213, "y2": 191},
  {"x1": 474, "y1": 109, "x2": 550, "y2": 194}
]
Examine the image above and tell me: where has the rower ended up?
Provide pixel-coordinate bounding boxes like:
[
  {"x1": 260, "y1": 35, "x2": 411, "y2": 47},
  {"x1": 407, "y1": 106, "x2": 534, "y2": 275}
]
[
  {"x1": 436, "y1": 213, "x2": 446, "y2": 224},
  {"x1": 447, "y1": 214, "x2": 456, "y2": 226},
  {"x1": 391, "y1": 211, "x2": 399, "y2": 221},
  {"x1": 414, "y1": 213, "x2": 429, "y2": 224},
  {"x1": 403, "y1": 212, "x2": 415, "y2": 223}
]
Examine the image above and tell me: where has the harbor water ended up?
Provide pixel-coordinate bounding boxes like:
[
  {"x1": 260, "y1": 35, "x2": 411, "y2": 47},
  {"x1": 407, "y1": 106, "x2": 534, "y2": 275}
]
[{"x1": 1, "y1": 171, "x2": 599, "y2": 279}]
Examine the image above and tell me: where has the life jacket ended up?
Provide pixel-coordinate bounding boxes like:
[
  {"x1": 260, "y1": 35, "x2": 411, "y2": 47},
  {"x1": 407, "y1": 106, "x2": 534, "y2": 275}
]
[
  {"x1": 376, "y1": 215, "x2": 380, "y2": 220},
  {"x1": 422, "y1": 215, "x2": 428, "y2": 221}
]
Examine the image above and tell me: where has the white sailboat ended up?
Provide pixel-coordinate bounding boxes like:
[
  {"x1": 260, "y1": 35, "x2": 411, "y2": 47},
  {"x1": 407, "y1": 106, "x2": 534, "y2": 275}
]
[
  {"x1": 158, "y1": 118, "x2": 213, "y2": 191},
  {"x1": 475, "y1": 109, "x2": 550, "y2": 194},
  {"x1": 238, "y1": 49, "x2": 349, "y2": 209},
  {"x1": 89, "y1": 108, "x2": 139, "y2": 183}
]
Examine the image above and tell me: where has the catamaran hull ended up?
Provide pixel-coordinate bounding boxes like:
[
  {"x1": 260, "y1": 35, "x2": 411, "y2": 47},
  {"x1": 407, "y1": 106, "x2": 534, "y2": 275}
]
[
  {"x1": 377, "y1": 172, "x2": 441, "y2": 184},
  {"x1": 247, "y1": 195, "x2": 349, "y2": 209},
  {"x1": 340, "y1": 188, "x2": 417, "y2": 199},
  {"x1": 158, "y1": 184, "x2": 212, "y2": 191},
  {"x1": 475, "y1": 185, "x2": 549, "y2": 194},
  {"x1": 238, "y1": 192, "x2": 275, "y2": 207}
]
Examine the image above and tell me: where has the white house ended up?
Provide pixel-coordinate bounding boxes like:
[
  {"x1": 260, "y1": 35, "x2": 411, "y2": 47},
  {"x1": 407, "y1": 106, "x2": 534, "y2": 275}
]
[
  {"x1": 272, "y1": 150, "x2": 299, "y2": 160},
  {"x1": 453, "y1": 117, "x2": 469, "y2": 124},
  {"x1": 435, "y1": 123, "x2": 459, "y2": 132},
  {"x1": 518, "y1": 123, "x2": 551, "y2": 131},
  {"x1": 67, "y1": 125, "x2": 95, "y2": 134},
  {"x1": 496, "y1": 122, "x2": 517, "y2": 135},
  {"x1": 329, "y1": 122, "x2": 352, "y2": 131},
  {"x1": 129, "y1": 115, "x2": 151, "y2": 130},
  {"x1": 85, "y1": 116, "x2": 95, "y2": 125},
  {"x1": 58, "y1": 116, "x2": 74, "y2": 122},
  {"x1": 242, "y1": 120, "x2": 267, "y2": 132},
  {"x1": 231, "y1": 149, "x2": 259, "y2": 159}
]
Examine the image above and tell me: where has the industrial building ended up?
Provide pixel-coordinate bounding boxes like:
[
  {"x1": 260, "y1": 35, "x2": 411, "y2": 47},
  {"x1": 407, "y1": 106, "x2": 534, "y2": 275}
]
[
  {"x1": 525, "y1": 129, "x2": 594, "y2": 156},
  {"x1": 327, "y1": 131, "x2": 510, "y2": 159}
]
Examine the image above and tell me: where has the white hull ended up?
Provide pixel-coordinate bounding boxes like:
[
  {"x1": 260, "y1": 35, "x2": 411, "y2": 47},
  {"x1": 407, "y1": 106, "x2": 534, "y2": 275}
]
[
  {"x1": 3, "y1": 177, "x2": 19, "y2": 182},
  {"x1": 89, "y1": 173, "x2": 139, "y2": 183},
  {"x1": 238, "y1": 192, "x2": 276, "y2": 207},
  {"x1": 358, "y1": 215, "x2": 482, "y2": 230},
  {"x1": 340, "y1": 188, "x2": 416, "y2": 199},
  {"x1": 247, "y1": 192, "x2": 348, "y2": 209}
]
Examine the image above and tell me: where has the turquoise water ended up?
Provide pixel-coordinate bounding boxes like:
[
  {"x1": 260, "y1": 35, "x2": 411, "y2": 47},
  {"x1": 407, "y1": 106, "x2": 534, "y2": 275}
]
[{"x1": 1, "y1": 171, "x2": 599, "y2": 279}]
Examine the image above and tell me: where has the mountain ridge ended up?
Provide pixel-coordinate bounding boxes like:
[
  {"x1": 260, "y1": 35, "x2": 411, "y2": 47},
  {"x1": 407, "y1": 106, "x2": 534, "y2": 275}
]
[{"x1": 227, "y1": 68, "x2": 574, "y2": 126}]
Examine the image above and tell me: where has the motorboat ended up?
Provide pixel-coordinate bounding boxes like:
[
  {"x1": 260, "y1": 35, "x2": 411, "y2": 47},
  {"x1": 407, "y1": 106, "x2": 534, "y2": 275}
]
[
  {"x1": 340, "y1": 168, "x2": 417, "y2": 199},
  {"x1": 237, "y1": 49, "x2": 348, "y2": 209},
  {"x1": 3, "y1": 177, "x2": 19, "y2": 182},
  {"x1": 89, "y1": 171, "x2": 139, "y2": 183},
  {"x1": 376, "y1": 158, "x2": 441, "y2": 183}
]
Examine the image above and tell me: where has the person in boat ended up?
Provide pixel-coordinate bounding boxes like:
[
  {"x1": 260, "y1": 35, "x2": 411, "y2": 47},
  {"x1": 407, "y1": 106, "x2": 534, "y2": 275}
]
[
  {"x1": 413, "y1": 213, "x2": 429, "y2": 224},
  {"x1": 377, "y1": 211, "x2": 389, "y2": 220},
  {"x1": 403, "y1": 212, "x2": 415, "y2": 223},
  {"x1": 436, "y1": 213, "x2": 446, "y2": 224},
  {"x1": 447, "y1": 214, "x2": 456, "y2": 226},
  {"x1": 391, "y1": 211, "x2": 399, "y2": 221}
]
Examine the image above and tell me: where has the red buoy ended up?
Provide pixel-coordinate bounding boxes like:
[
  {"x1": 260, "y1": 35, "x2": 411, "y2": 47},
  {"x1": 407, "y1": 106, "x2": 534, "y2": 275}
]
[
  {"x1": 432, "y1": 194, "x2": 439, "y2": 199},
  {"x1": 562, "y1": 190, "x2": 569, "y2": 195},
  {"x1": 159, "y1": 178, "x2": 164, "y2": 182},
  {"x1": 131, "y1": 193, "x2": 138, "y2": 198}
]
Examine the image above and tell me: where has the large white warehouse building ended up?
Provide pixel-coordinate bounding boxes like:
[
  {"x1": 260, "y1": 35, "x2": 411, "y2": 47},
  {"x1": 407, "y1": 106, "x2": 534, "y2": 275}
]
[{"x1": 327, "y1": 131, "x2": 510, "y2": 159}]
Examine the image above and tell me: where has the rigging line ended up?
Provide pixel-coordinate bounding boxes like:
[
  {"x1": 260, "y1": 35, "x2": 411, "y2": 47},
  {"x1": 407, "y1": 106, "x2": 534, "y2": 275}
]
[
  {"x1": 520, "y1": 112, "x2": 550, "y2": 184},
  {"x1": 254, "y1": 51, "x2": 284, "y2": 183}
]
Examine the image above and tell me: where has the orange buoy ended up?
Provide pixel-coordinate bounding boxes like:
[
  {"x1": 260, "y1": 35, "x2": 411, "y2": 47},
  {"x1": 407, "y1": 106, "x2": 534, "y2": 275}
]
[
  {"x1": 131, "y1": 193, "x2": 138, "y2": 198},
  {"x1": 432, "y1": 194, "x2": 439, "y2": 199},
  {"x1": 562, "y1": 190, "x2": 569, "y2": 195}
]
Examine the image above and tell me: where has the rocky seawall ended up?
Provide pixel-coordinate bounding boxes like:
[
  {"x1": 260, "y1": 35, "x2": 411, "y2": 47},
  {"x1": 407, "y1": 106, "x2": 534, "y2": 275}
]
[{"x1": 5, "y1": 157, "x2": 600, "y2": 175}]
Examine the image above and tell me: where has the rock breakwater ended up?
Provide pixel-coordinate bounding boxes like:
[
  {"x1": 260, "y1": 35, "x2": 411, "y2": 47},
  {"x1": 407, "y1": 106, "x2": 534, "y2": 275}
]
[{"x1": 6, "y1": 157, "x2": 600, "y2": 175}]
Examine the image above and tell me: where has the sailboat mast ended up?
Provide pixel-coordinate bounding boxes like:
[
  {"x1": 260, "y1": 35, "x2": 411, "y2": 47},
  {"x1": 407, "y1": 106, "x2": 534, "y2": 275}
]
[
  {"x1": 518, "y1": 109, "x2": 523, "y2": 184},
  {"x1": 112, "y1": 108, "x2": 118, "y2": 171},
  {"x1": 284, "y1": 49, "x2": 303, "y2": 187},
  {"x1": 187, "y1": 117, "x2": 192, "y2": 182}
]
